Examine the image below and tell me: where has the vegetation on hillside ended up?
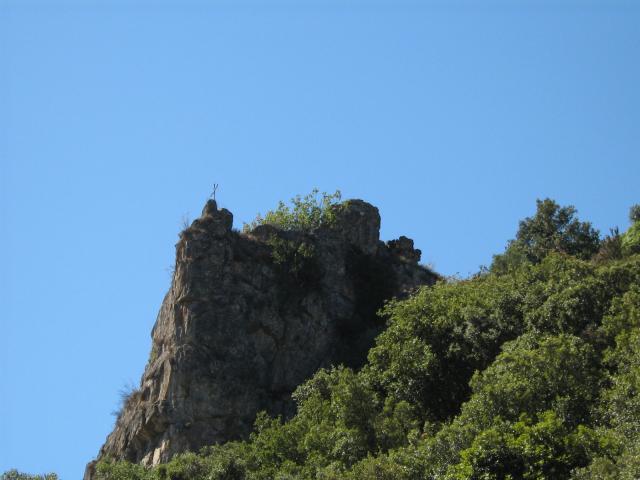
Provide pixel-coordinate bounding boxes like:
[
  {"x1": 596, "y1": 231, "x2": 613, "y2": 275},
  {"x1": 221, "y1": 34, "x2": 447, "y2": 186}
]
[
  {"x1": 622, "y1": 204, "x2": 640, "y2": 256},
  {"x1": 10, "y1": 199, "x2": 639, "y2": 479},
  {"x1": 0, "y1": 472, "x2": 58, "y2": 480},
  {"x1": 87, "y1": 199, "x2": 640, "y2": 480}
]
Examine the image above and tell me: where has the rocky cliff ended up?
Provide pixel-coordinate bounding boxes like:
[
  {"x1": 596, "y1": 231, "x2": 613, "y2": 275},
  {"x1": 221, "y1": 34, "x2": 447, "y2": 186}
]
[{"x1": 85, "y1": 199, "x2": 437, "y2": 478}]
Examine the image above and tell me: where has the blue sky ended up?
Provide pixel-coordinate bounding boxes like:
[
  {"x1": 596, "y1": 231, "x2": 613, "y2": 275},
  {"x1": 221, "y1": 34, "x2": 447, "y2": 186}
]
[{"x1": 1, "y1": 0, "x2": 639, "y2": 477}]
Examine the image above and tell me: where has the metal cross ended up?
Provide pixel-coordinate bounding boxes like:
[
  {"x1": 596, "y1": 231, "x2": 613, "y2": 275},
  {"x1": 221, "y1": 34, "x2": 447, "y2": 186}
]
[{"x1": 211, "y1": 184, "x2": 219, "y2": 200}]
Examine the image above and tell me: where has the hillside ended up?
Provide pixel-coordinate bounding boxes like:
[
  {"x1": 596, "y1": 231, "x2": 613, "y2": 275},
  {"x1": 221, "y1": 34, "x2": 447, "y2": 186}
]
[
  {"x1": 5, "y1": 196, "x2": 639, "y2": 480},
  {"x1": 83, "y1": 193, "x2": 437, "y2": 479},
  {"x1": 87, "y1": 197, "x2": 640, "y2": 480}
]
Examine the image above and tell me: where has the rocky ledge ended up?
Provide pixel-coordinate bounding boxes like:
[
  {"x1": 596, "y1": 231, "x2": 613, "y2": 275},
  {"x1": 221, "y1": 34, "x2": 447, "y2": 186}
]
[{"x1": 85, "y1": 199, "x2": 437, "y2": 479}]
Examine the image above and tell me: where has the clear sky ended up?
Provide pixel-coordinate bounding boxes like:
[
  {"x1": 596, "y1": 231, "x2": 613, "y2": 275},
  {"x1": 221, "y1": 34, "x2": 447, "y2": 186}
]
[{"x1": 1, "y1": 0, "x2": 639, "y2": 477}]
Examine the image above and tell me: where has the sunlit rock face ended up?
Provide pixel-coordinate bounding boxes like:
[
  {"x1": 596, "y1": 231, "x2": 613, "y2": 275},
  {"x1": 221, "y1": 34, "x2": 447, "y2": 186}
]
[{"x1": 85, "y1": 198, "x2": 437, "y2": 479}]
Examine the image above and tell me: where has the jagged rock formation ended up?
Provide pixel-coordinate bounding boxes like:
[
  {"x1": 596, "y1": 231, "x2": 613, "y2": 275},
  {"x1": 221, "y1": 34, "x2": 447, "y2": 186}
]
[{"x1": 85, "y1": 199, "x2": 437, "y2": 478}]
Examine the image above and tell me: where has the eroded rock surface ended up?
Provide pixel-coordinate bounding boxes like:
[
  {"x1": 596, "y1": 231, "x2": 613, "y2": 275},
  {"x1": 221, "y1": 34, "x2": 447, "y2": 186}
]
[{"x1": 85, "y1": 199, "x2": 437, "y2": 478}]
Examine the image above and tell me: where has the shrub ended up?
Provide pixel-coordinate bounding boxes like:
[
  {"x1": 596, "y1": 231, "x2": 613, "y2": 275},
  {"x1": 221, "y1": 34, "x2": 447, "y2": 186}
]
[
  {"x1": 243, "y1": 189, "x2": 342, "y2": 232},
  {"x1": 94, "y1": 460, "x2": 151, "y2": 480},
  {"x1": 112, "y1": 382, "x2": 142, "y2": 420},
  {"x1": 267, "y1": 235, "x2": 320, "y2": 288}
]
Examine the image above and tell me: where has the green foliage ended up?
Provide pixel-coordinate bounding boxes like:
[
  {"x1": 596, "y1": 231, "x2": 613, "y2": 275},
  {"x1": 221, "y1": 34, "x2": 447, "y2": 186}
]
[
  {"x1": 1, "y1": 472, "x2": 58, "y2": 480},
  {"x1": 267, "y1": 235, "x2": 320, "y2": 288},
  {"x1": 245, "y1": 189, "x2": 344, "y2": 289},
  {"x1": 594, "y1": 228, "x2": 623, "y2": 263},
  {"x1": 492, "y1": 198, "x2": 600, "y2": 273},
  {"x1": 572, "y1": 445, "x2": 640, "y2": 480},
  {"x1": 622, "y1": 222, "x2": 640, "y2": 256},
  {"x1": 94, "y1": 460, "x2": 152, "y2": 480},
  {"x1": 97, "y1": 200, "x2": 640, "y2": 480},
  {"x1": 490, "y1": 243, "x2": 530, "y2": 275},
  {"x1": 448, "y1": 412, "x2": 613, "y2": 480},
  {"x1": 594, "y1": 203, "x2": 640, "y2": 260},
  {"x1": 243, "y1": 189, "x2": 342, "y2": 233},
  {"x1": 365, "y1": 271, "x2": 524, "y2": 422},
  {"x1": 629, "y1": 204, "x2": 640, "y2": 224},
  {"x1": 95, "y1": 448, "x2": 249, "y2": 480},
  {"x1": 569, "y1": 285, "x2": 640, "y2": 479},
  {"x1": 464, "y1": 334, "x2": 602, "y2": 428}
]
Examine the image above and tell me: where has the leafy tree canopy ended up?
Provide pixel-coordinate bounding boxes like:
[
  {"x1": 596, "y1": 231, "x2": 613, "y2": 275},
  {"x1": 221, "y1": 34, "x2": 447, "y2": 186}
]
[
  {"x1": 622, "y1": 205, "x2": 640, "y2": 255},
  {"x1": 492, "y1": 198, "x2": 600, "y2": 273},
  {"x1": 630, "y1": 204, "x2": 640, "y2": 224}
]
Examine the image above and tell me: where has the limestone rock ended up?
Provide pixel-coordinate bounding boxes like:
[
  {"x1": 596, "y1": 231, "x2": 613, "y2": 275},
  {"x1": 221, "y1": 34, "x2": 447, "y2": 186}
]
[{"x1": 85, "y1": 199, "x2": 438, "y2": 476}]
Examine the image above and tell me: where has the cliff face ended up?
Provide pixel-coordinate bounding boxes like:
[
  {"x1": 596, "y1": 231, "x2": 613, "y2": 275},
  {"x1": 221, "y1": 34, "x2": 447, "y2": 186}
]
[{"x1": 86, "y1": 199, "x2": 437, "y2": 477}]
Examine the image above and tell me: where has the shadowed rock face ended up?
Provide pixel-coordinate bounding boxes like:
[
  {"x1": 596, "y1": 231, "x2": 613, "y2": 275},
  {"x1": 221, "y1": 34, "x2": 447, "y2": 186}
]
[{"x1": 85, "y1": 199, "x2": 437, "y2": 478}]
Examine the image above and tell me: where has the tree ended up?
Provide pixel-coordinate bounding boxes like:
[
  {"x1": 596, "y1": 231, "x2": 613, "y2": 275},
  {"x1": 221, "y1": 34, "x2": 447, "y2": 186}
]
[
  {"x1": 629, "y1": 204, "x2": 640, "y2": 224},
  {"x1": 621, "y1": 204, "x2": 640, "y2": 256},
  {"x1": 492, "y1": 199, "x2": 600, "y2": 272},
  {"x1": 594, "y1": 228, "x2": 623, "y2": 263}
]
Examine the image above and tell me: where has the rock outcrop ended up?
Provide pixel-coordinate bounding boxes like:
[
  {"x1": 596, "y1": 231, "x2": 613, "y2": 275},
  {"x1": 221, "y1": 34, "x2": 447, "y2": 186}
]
[{"x1": 85, "y1": 199, "x2": 437, "y2": 478}]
